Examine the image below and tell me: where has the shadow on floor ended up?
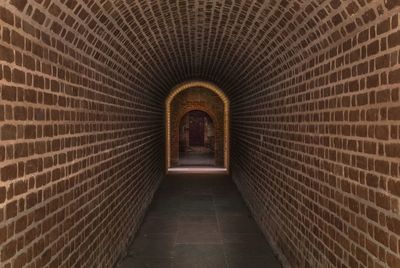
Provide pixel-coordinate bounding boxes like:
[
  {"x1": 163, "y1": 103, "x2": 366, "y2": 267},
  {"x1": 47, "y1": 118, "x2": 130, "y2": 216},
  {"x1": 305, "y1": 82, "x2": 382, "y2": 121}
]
[{"x1": 118, "y1": 173, "x2": 282, "y2": 268}]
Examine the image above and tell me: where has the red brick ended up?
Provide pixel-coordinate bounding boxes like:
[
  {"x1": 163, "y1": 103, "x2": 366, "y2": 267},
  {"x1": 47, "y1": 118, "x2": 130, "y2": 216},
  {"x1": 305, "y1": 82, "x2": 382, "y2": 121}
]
[
  {"x1": 389, "y1": 68, "x2": 400, "y2": 84},
  {"x1": 0, "y1": 6, "x2": 14, "y2": 25},
  {"x1": 14, "y1": 180, "x2": 27, "y2": 196},
  {"x1": 13, "y1": 253, "x2": 26, "y2": 268},
  {"x1": 387, "y1": 253, "x2": 400, "y2": 268},
  {"x1": 0, "y1": 187, "x2": 5, "y2": 203},
  {"x1": 24, "y1": 125, "x2": 36, "y2": 139},
  {"x1": 14, "y1": 106, "x2": 27, "y2": 121},
  {"x1": 376, "y1": 192, "x2": 390, "y2": 210},
  {"x1": 32, "y1": 9, "x2": 45, "y2": 25},
  {"x1": 10, "y1": 0, "x2": 27, "y2": 11},
  {"x1": 386, "y1": 143, "x2": 400, "y2": 158},
  {"x1": 366, "y1": 174, "x2": 379, "y2": 188},
  {"x1": 11, "y1": 30, "x2": 24, "y2": 50},
  {"x1": 23, "y1": 54, "x2": 35, "y2": 71},
  {"x1": 1, "y1": 239, "x2": 16, "y2": 261},
  {"x1": 1, "y1": 163, "x2": 17, "y2": 181},
  {"x1": 375, "y1": 125, "x2": 389, "y2": 140},
  {"x1": 0, "y1": 44, "x2": 14, "y2": 63},
  {"x1": 0, "y1": 225, "x2": 6, "y2": 244},
  {"x1": 6, "y1": 200, "x2": 17, "y2": 219},
  {"x1": 15, "y1": 215, "x2": 27, "y2": 233},
  {"x1": 26, "y1": 193, "x2": 37, "y2": 209},
  {"x1": 12, "y1": 68, "x2": 25, "y2": 84},
  {"x1": 388, "y1": 179, "x2": 400, "y2": 197}
]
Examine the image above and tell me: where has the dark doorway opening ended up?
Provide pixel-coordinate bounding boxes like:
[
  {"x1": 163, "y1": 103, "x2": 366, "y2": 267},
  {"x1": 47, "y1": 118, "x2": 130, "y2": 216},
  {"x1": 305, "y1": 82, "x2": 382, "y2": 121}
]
[
  {"x1": 189, "y1": 110, "x2": 206, "y2": 146},
  {"x1": 179, "y1": 110, "x2": 215, "y2": 166}
]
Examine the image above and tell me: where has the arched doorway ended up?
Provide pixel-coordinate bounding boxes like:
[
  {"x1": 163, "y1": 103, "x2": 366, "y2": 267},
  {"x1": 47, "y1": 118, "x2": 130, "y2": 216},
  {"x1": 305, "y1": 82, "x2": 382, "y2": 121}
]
[
  {"x1": 166, "y1": 81, "x2": 229, "y2": 172},
  {"x1": 179, "y1": 110, "x2": 216, "y2": 166}
]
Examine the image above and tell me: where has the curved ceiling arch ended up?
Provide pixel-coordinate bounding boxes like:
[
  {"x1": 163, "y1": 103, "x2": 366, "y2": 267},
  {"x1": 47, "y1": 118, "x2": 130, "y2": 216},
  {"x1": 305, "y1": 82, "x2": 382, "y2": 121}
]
[{"x1": 21, "y1": 0, "x2": 397, "y2": 102}]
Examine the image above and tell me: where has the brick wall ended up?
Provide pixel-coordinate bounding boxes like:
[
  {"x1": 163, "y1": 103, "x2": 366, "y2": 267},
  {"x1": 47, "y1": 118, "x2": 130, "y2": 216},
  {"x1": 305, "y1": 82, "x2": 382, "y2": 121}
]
[
  {"x1": 231, "y1": 2, "x2": 400, "y2": 268},
  {"x1": 0, "y1": 2, "x2": 163, "y2": 267},
  {"x1": 170, "y1": 87, "x2": 224, "y2": 167},
  {"x1": 1, "y1": 1, "x2": 399, "y2": 268}
]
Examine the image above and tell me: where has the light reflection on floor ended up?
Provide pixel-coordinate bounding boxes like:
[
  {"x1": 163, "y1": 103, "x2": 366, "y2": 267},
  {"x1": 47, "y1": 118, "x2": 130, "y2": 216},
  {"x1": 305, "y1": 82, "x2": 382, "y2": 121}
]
[{"x1": 168, "y1": 167, "x2": 228, "y2": 174}]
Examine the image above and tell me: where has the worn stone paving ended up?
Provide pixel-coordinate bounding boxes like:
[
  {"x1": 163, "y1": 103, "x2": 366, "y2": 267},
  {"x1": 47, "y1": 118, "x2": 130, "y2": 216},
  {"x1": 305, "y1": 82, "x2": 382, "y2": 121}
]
[
  {"x1": 119, "y1": 173, "x2": 282, "y2": 268},
  {"x1": 178, "y1": 151, "x2": 216, "y2": 167}
]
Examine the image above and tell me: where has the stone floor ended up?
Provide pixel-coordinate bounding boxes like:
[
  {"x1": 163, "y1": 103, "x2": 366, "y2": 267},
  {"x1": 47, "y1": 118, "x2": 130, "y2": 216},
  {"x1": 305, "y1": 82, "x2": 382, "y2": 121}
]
[
  {"x1": 118, "y1": 173, "x2": 282, "y2": 268},
  {"x1": 178, "y1": 151, "x2": 216, "y2": 166}
]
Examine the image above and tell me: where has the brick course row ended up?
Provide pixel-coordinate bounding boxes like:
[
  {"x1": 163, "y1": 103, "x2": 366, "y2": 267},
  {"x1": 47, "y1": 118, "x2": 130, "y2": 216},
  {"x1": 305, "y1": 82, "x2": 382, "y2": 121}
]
[
  {"x1": 231, "y1": 2, "x2": 400, "y2": 267},
  {"x1": 0, "y1": 0, "x2": 399, "y2": 268},
  {"x1": 0, "y1": 1, "x2": 164, "y2": 267}
]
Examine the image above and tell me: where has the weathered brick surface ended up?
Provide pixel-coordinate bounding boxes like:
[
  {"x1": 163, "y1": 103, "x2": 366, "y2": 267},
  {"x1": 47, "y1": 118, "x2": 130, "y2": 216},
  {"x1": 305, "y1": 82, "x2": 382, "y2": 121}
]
[
  {"x1": 230, "y1": 3, "x2": 400, "y2": 268},
  {"x1": 0, "y1": 1, "x2": 399, "y2": 268},
  {"x1": 0, "y1": 2, "x2": 164, "y2": 268}
]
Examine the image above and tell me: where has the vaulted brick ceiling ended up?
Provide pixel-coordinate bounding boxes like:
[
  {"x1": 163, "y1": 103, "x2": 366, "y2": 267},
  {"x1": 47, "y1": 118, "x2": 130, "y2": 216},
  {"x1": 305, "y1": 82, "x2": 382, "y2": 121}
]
[
  {"x1": 1, "y1": 1, "x2": 400, "y2": 267},
  {"x1": 20, "y1": 0, "x2": 397, "y2": 100}
]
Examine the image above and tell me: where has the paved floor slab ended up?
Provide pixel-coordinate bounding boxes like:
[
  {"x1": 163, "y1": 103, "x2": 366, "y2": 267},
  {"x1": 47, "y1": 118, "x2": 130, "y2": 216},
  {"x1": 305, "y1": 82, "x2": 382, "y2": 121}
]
[{"x1": 119, "y1": 173, "x2": 282, "y2": 268}]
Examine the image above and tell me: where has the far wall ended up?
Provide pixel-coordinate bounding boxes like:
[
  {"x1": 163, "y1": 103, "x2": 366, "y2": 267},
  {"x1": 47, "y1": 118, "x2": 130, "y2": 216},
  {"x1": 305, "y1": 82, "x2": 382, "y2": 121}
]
[{"x1": 170, "y1": 87, "x2": 224, "y2": 166}]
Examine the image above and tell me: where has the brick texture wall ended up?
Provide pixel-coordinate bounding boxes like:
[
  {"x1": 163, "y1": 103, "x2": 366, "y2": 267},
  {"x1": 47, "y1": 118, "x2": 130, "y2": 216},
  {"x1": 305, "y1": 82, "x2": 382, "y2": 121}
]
[
  {"x1": 1, "y1": 1, "x2": 399, "y2": 268},
  {"x1": 170, "y1": 87, "x2": 224, "y2": 167},
  {"x1": 231, "y1": 2, "x2": 400, "y2": 268},
  {"x1": 0, "y1": 2, "x2": 163, "y2": 268}
]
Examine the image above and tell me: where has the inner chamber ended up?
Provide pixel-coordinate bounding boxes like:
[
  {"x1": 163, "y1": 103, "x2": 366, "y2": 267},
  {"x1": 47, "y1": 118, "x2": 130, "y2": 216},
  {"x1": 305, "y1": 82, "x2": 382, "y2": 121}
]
[
  {"x1": 170, "y1": 86, "x2": 225, "y2": 168},
  {"x1": 179, "y1": 110, "x2": 216, "y2": 166}
]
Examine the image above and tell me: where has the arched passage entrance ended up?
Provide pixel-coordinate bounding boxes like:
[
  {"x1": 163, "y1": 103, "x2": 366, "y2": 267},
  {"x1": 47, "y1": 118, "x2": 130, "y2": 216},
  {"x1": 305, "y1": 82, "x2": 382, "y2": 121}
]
[
  {"x1": 178, "y1": 110, "x2": 216, "y2": 166},
  {"x1": 166, "y1": 81, "x2": 229, "y2": 172}
]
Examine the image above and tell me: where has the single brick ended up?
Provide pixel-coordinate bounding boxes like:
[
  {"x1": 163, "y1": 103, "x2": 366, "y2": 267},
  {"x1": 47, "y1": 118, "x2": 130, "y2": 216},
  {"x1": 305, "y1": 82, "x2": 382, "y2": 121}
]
[
  {"x1": 375, "y1": 125, "x2": 389, "y2": 140},
  {"x1": 0, "y1": 44, "x2": 14, "y2": 63},
  {"x1": 388, "y1": 68, "x2": 400, "y2": 84},
  {"x1": 6, "y1": 200, "x2": 17, "y2": 219},
  {"x1": 23, "y1": 54, "x2": 35, "y2": 70},
  {"x1": 15, "y1": 215, "x2": 27, "y2": 233},
  {"x1": 2, "y1": 85, "x2": 17, "y2": 101},
  {"x1": 0, "y1": 6, "x2": 14, "y2": 25},
  {"x1": 24, "y1": 125, "x2": 36, "y2": 139},
  {"x1": 388, "y1": 179, "x2": 400, "y2": 197},
  {"x1": 388, "y1": 106, "x2": 400, "y2": 120},
  {"x1": 0, "y1": 187, "x2": 5, "y2": 203},
  {"x1": 14, "y1": 180, "x2": 27, "y2": 196},
  {"x1": 12, "y1": 68, "x2": 25, "y2": 84},
  {"x1": 14, "y1": 143, "x2": 28, "y2": 158},
  {"x1": 11, "y1": 30, "x2": 24, "y2": 49},
  {"x1": 376, "y1": 192, "x2": 390, "y2": 209},
  {"x1": 385, "y1": 0, "x2": 400, "y2": 10},
  {"x1": 1, "y1": 239, "x2": 16, "y2": 261},
  {"x1": 13, "y1": 253, "x2": 27, "y2": 268},
  {"x1": 14, "y1": 106, "x2": 27, "y2": 120},
  {"x1": 32, "y1": 9, "x2": 45, "y2": 24},
  {"x1": 1, "y1": 124, "x2": 17, "y2": 140},
  {"x1": 1, "y1": 163, "x2": 17, "y2": 181},
  {"x1": 10, "y1": 0, "x2": 27, "y2": 11}
]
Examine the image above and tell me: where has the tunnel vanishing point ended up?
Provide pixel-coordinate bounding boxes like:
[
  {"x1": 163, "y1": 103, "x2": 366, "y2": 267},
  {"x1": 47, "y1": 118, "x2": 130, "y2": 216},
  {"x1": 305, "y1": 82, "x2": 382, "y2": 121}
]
[{"x1": 0, "y1": 0, "x2": 400, "y2": 267}]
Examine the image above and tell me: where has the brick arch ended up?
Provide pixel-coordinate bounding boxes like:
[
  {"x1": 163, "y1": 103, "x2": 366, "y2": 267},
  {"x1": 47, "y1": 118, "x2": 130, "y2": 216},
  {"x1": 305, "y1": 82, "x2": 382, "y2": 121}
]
[
  {"x1": 166, "y1": 81, "x2": 229, "y2": 170},
  {"x1": 175, "y1": 107, "x2": 219, "y2": 131},
  {"x1": 173, "y1": 107, "x2": 221, "y2": 166}
]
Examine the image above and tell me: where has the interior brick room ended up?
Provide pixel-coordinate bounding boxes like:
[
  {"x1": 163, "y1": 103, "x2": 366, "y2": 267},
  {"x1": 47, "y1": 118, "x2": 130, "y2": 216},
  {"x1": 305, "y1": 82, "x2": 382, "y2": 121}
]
[
  {"x1": 170, "y1": 87, "x2": 225, "y2": 167},
  {"x1": 0, "y1": 0, "x2": 399, "y2": 267}
]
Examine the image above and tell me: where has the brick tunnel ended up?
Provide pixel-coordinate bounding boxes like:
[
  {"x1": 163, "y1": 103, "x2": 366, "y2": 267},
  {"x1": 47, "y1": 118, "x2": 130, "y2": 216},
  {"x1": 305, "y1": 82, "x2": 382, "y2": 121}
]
[{"x1": 0, "y1": 0, "x2": 400, "y2": 267}]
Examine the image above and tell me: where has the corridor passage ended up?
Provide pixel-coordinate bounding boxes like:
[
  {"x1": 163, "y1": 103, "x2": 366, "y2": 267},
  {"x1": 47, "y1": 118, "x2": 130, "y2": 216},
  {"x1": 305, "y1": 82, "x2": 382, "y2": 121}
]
[
  {"x1": 1, "y1": 1, "x2": 399, "y2": 267},
  {"x1": 119, "y1": 174, "x2": 282, "y2": 268}
]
